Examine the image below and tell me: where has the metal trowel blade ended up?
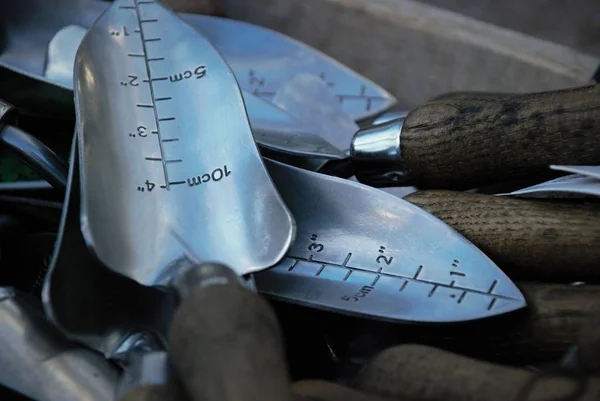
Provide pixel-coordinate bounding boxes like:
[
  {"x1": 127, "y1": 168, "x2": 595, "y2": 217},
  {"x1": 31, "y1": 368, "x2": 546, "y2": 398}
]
[
  {"x1": 257, "y1": 160, "x2": 526, "y2": 323},
  {"x1": 75, "y1": 0, "x2": 294, "y2": 284},
  {"x1": 46, "y1": 23, "x2": 345, "y2": 160}
]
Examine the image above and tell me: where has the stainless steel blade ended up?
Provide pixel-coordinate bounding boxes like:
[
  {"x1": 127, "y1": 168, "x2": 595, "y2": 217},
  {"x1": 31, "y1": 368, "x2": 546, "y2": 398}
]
[
  {"x1": 551, "y1": 165, "x2": 600, "y2": 179},
  {"x1": 76, "y1": 0, "x2": 294, "y2": 284},
  {"x1": 44, "y1": 23, "x2": 344, "y2": 161},
  {"x1": 273, "y1": 73, "x2": 359, "y2": 152},
  {"x1": 0, "y1": 0, "x2": 395, "y2": 118},
  {"x1": 0, "y1": 288, "x2": 119, "y2": 401},
  {"x1": 504, "y1": 174, "x2": 600, "y2": 198},
  {"x1": 2, "y1": 19, "x2": 345, "y2": 160},
  {"x1": 257, "y1": 160, "x2": 526, "y2": 323}
]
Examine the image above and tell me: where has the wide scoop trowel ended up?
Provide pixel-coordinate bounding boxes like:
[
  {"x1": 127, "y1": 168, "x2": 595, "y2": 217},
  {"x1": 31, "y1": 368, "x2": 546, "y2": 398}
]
[
  {"x1": 257, "y1": 160, "x2": 526, "y2": 323},
  {"x1": 75, "y1": 0, "x2": 294, "y2": 284}
]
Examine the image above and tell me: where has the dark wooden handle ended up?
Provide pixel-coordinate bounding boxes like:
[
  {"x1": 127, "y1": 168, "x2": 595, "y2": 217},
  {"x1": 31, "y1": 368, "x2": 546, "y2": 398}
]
[
  {"x1": 326, "y1": 282, "x2": 600, "y2": 366},
  {"x1": 402, "y1": 84, "x2": 600, "y2": 189},
  {"x1": 404, "y1": 190, "x2": 600, "y2": 282},
  {"x1": 169, "y1": 281, "x2": 293, "y2": 401},
  {"x1": 357, "y1": 344, "x2": 600, "y2": 401}
]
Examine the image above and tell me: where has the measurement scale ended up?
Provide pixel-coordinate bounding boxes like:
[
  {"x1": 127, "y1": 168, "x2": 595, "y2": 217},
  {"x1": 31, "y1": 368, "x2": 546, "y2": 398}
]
[
  {"x1": 257, "y1": 160, "x2": 526, "y2": 322},
  {"x1": 74, "y1": 0, "x2": 293, "y2": 285}
]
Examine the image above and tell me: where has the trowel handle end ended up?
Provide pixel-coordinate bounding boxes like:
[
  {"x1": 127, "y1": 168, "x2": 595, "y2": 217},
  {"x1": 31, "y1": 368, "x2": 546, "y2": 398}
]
[{"x1": 169, "y1": 263, "x2": 293, "y2": 401}]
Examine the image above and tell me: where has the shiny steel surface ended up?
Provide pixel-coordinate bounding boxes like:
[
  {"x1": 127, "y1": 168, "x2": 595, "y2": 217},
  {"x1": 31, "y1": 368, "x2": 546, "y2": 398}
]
[
  {"x1": 0, "y1": 99, "x2": 16, "y2": 124},
  {"x1": 257, "y1": 160, "x2": 526, "y2": 323},
  {"x1": 506, "y1": 174, "x2": 600, "y2": 198},
  {"x1": 350, "y1": 118, "x2": 409, "y2": 186},
  {"x1": 0, "y1": 288, "x2": 118, "y2": 401},
  {"x1": 551, "y1": 165, "x2": 600, "y2": 179},
  {"x1": 44, "y1": 24, "x2": 345, "y2": 160},
  {"x1": 44, "y1": 139, "x2": 177, "y2": 358},
  {"x1": 46, "y1": 25, "x2": 88, "y2": 87},
  {"x1": 373, "y1": 110, "x2": 409, "y2": 125},
  {"x1": 0, "y1": 125, "x2": 69, "y2": 189},
  {"x1": 273, "y1": 73, "x2": 359, "y2": 153},
  {"x1": 75, "y1": 0, "x2": 294, "y2": 284}
]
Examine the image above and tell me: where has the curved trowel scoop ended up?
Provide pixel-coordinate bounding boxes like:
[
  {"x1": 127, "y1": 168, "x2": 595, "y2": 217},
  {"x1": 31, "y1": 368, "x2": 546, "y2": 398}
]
[{"x1": 75, "y1": 0, "x2": 294, "y2": 285}]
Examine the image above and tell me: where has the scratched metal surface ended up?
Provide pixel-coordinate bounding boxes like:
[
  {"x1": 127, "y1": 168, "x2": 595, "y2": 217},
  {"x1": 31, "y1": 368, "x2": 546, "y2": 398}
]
[{"x1": 257, "y1": 160, "x2": 526, "y2": 323}]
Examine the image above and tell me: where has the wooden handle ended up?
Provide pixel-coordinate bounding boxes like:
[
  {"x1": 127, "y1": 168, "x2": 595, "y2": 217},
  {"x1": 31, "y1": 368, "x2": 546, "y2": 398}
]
[
  {"x1": 402, "y1": 84, "x2": 600, "y2": 189},
  {"x1": 169, "y1": 270, "x2": 293, "y2": 401},
  {"x1": 319, "y1": 282, "x2": 600, "y2": 365},
  {"x1": 357, "y1": 345, "x2": 600, "y2": 401},
  {"x1": 404, "y1": 190, "x2": 600, "y2": 282},
  {"x1": 294, "y1": 381, "x2": 396, "y2": 401}
]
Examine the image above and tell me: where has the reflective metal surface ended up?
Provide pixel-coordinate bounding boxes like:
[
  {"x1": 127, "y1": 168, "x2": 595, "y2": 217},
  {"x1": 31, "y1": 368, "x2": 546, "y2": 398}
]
[
  {"x1": 373, "y1": 110, "x2": 409, "y2": 125},
  {"x1": 75, "y1": 0, "x2": 294, "y2": 283},
  {"x1": 0, "y1": 0, "x2": 395, "y2": 119},
  {"x1": 44, "y1": 138, "x2": 177, "y2": 358},
  {"x1": 0, "y1": 125, "x2": 69, "y2": 189},
  {"x1": 257, "y1": 160, "x2": 526, "y2": 323},
  {"x1": 551, "y1": 165, "x2": 600, "y2": 180},
  {"x1": 46, "y1": 25, "x2": 88, "y2": 87},
  {"x1": 505, "y1": 174, "x2": 600, "y2": 198},
  {"x1": 350, "y1": 118, "x2": 409, "y2": 186},
  {"x1": 0, "y1": 288, "x2": 119, "y2": 401},
  {"x1": 43, "y1": 24, "x2": 345, "y2": 160},
  {"x1": 273, "y1": 73, "x2": 359, "y2": 153},
  {"x1": 239, "y1": 89, "x2": 345, "y2": 159}
]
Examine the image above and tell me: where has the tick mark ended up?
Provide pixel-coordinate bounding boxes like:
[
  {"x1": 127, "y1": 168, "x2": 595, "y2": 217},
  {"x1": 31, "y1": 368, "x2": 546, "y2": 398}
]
[
  {"x1": 155, "y1": 97, "x2": 172, "y2": 101},
  {"x1": 450, "y1": 271, "x2": 466, "y2": 277},
  {"x1": 428, "y1": 285, "x2": 438, "y2": 297},
  {"x1": 144, "y1": 38, "x2": 161, "y2": 42},
  {"x1": 140, "y1": 19, "x2": 158, "y2": 23},
  {"x1": 143, "y1": 77, "x2": 167, "y2": 82},
  {"x1": 343, "y1": 253, "x2": 352, "y2": 266},
  {"x1": 343, "y1": 270, "x2": 352, "y2": 281},
  {"x1": 372, "y1": 275, "x2": 381, "y2": 286},
  {"x1": 148, "y1": 57, "x2": 165, "y2": 62},
  {"x1": 151, "y1": 131, "x2": 158, "y2": 134},
  {"x1": 128, "y1": 53, "x2": 145, "y2": 57},
  {"x1": 136, "y1": 104, "x2": 153, "y2": 108},
  {"x1": 488, "y1": 298, "x2": 497, "y2": 310},
  {"x1": 399, "y1": 280, "x2": 408, "y2": 292},
  {"x1": 450, "y1": 280, "x2": 455, "y2": 287},
  {"x1": 138, "y1": 0, "x2": 155, "y2": 3},
  {"x1": 414, "y1": 265, "x2": 423, "y2": 279},
  {"x1": 158, "y1": 117, "x2": 175, "y2": 122},
  {"x1": 145, "y1": 157, "x2": 162, "y2": 161},
  {"x1": 458, "y1": 291, "x2": 467, "y2": 304},
  {"x1": 162, "y1": 138, "x2": 179, "y2": 143},
  {"x1": 488, "y1": 280, "x2": 498, "y2": 294},
  {"x1": 288, "y1": 259, "x2": 299, "y2": 271},
  {"x1": 169, "y1": 181, "x2": 186, "y2": 186},
  {"x1": 316, "y1": 265, "x2": 325, "y2": 276},
  {"x1": 165, "y1": 159, "x2": 182, "y2": 164},
  {"x1": 119, "y1": 6, "x2": 136, "y2": 9}
]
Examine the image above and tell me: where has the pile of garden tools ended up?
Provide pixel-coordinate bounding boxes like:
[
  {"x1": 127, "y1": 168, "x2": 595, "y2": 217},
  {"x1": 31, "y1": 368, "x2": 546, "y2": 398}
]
[{"x1": 0, "y1": 0, "x2": 599, "y2": 400}]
